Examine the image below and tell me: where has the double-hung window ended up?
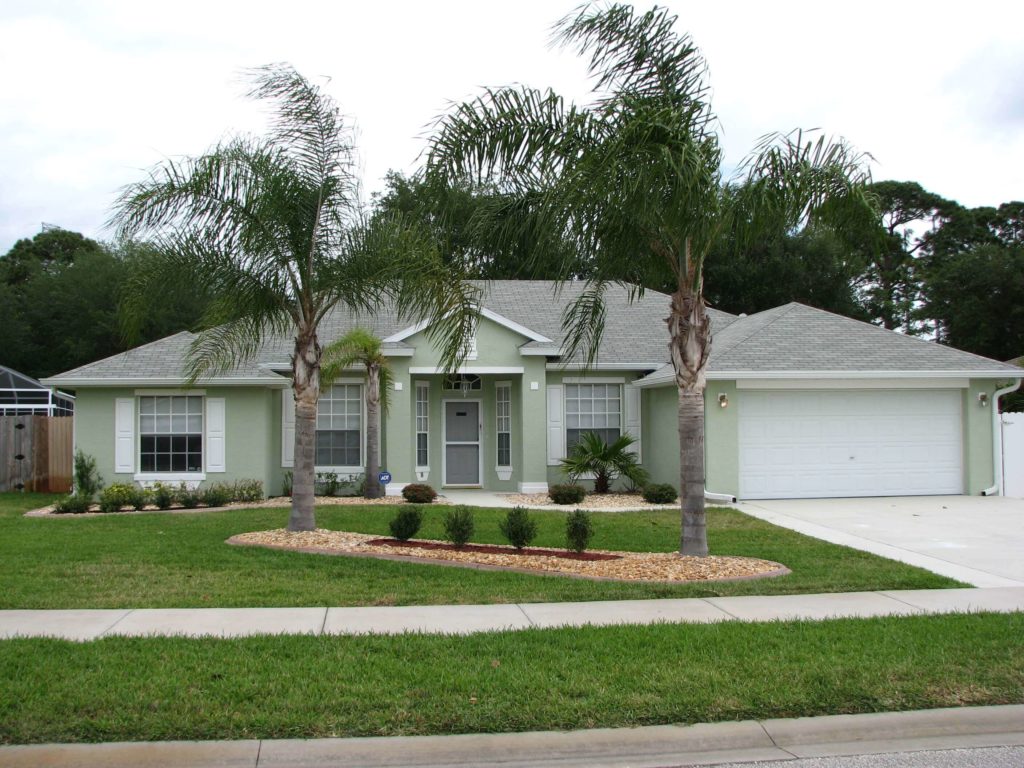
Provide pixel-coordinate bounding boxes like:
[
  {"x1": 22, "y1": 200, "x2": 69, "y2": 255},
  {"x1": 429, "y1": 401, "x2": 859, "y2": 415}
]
[
  {"x1": 139, "y1": 395, "x2": 203, "y2": 472},
  {"x1": 565, "y1": 383, "x2": 621, "y2": 451},
  {"x1": 316, "y1": 384, "x2": 362, "y2": 467}
]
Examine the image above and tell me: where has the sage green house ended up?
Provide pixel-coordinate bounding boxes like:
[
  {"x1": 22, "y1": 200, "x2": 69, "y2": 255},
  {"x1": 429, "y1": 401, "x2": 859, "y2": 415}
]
[{"x1": 43, "y1": 282, "x2": 1022, "y2": 500}]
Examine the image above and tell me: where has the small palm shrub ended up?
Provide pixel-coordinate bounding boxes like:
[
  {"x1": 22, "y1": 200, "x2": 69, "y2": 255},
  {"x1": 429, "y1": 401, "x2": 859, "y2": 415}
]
[
  {"x1": 232, "y1": 479, "x2": 264, "y2": 502},
  {"x1": 98, "y1": 483, "x2": 138, "y2": 513},
  {"x1": 151, "y1": 482, "x2": 175, "y2": 509},
  {"x1": 642, "y1": 483, "x2": 678, "y2": 504},
  {"x1": 499, "y1": 506, "x2": 538, "y2": 550},
  {"x1": 53, "y1": 494, "x2": 91, "y2": 514},
  {"x1": 201, "y1": 483, "x2": 233, "y2": 508},
  {"x1": 549, "y1": 483, "x2": 586, "y2": 505},
  {"x1": 282, "y1": 471, "x2": 293, "y2": 497},
  {"x1": 443, "y1": 505, "x2": 475, "y2": 548},
  {"x1": 389, "y1": 506, "x2": 424, "y2": 541},
  {"x1": 402, "y1": 483, "x2": 437, "y2": 503},
  {"x1": 72, "y1": 450, "x2": 103, "y2": 500},
  {"x1": 565, "y1": 509, "x2": 594, "y2": 553},
  {"x1": 559, "y1": 432, "x2": 649, "y2": 493}
]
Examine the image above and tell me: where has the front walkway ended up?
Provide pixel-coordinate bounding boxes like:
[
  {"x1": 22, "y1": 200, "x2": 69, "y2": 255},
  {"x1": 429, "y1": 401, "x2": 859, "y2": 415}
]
[
  {"x1": 738, "y1": 496, "x2": 1024, "y2": 588},
  {"x1": 2, "y1": 587, "x2": 1023, "y2": 641}
]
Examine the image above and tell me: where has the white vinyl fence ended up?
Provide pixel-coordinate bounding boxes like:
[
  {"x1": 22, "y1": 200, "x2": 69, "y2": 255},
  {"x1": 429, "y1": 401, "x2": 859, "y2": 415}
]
[{"x1": 1002, "y1": 412, "x2": 1024, "y2": 498}]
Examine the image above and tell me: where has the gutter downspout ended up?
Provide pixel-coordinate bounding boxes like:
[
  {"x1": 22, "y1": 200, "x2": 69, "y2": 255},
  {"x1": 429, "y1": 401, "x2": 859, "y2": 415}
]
[
  {"x1": 705, "y1": 490, "x2": 737, "y2": 504},
  {"x1": 981, "y1": 378, "x2": 1022, "y2": 496}
]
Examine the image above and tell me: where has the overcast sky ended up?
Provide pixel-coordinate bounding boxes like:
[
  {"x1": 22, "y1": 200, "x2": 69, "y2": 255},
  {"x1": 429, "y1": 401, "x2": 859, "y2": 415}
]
[{"x1": 1, "y1": 0, "x2": 1022, "y2": 253}]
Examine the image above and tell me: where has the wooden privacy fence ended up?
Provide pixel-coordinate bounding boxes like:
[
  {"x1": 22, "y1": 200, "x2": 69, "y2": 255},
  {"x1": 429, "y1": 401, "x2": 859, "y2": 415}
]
[{"x1": 0, "y1": 415, "x2": 73, "y2": 493}]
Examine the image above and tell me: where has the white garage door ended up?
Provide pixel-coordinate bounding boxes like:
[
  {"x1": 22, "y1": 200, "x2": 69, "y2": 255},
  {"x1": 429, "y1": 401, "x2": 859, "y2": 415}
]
[{"x1": 739, "y1": 389, "x2": 963, "y2": 499}]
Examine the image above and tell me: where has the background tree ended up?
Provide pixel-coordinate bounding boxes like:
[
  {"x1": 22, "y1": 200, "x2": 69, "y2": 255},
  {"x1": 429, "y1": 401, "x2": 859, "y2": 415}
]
[
  {"x1": 321, "y1": 329, "x2": 392, "y2": 499},
  {"x1": 114, "y1": 64, "x2": 477, "y2": 532},
  {"x1": 428, "y1": 4, "x2": 872, "y2": 556}
]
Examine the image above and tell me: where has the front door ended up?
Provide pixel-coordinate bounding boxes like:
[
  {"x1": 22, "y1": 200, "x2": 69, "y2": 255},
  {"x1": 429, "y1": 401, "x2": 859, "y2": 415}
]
[{"x1": 444, "y1": 401, "x2": 481, "y2": 486}]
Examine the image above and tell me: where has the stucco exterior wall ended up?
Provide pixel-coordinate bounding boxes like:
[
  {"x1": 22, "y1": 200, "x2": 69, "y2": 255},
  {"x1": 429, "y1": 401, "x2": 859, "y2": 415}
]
[{"x1": 73, "y1": 386, "x2": 282, "y2": 494}]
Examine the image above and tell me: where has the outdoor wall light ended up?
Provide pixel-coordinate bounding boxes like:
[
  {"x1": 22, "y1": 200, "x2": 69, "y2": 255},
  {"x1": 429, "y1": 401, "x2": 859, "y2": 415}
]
[
  {"x1": 978, "y1": 392, "x2": 989, "y2": 407},
  {"x1": 718, "y1": 393, "x2": 729, "y2": 409}
]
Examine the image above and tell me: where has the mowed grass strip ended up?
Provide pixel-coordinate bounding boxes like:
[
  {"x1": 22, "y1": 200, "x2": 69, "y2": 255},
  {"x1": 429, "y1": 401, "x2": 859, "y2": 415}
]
[
  {"x1": 1, "y1": 612, "x2": 1021, "y2": 744},
  {"x1": 0, "y1": 492, "x2": 962, "y2": 609}
]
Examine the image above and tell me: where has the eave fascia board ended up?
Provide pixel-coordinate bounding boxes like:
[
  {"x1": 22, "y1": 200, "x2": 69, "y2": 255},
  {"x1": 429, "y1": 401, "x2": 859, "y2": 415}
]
[
  {"x1": 544, "y1": 362, "x2": 663, "y2": 371},
  {"x1": 408, "y1": 366, "x2": 525, "y2": 375},
  {"x1": 632, "y1": 369, "x2": 1024, "y2": 389},
  {"x1": 39, "y1": 377, "x2": 290, "y2": 388}
]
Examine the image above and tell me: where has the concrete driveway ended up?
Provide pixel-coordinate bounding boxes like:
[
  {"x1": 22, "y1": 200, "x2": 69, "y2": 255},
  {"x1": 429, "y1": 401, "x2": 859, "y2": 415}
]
[{"x1": 736, "y1": 496, "x2": 1024, "y2": 588}]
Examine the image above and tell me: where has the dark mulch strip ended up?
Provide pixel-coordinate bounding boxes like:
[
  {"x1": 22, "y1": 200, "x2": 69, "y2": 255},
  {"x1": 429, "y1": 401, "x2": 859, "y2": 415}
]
[{"x1": 365, "y1": 538, "x2": 621, "y2": 561}]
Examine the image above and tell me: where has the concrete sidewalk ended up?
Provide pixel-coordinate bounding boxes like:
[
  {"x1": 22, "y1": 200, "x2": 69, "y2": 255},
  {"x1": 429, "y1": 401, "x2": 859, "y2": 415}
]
[
  {"x1": 2, "y1": 587, "x2": 1022, "y2": 641},
  {"x1": 1, "y1": 705, "x2": 1022, "y2": 767}
]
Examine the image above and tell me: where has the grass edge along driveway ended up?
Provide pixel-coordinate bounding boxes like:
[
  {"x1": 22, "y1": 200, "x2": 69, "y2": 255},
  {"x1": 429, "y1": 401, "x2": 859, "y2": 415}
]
[{"x1": 0, "y1": 492, "x2": 963, "y2": 609}]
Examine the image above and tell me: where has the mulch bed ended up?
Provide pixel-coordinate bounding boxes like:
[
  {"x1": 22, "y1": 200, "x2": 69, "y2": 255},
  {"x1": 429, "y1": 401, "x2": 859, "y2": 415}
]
[{"x1": 365, "y1": 538, "x2": 619, "y2": 561}]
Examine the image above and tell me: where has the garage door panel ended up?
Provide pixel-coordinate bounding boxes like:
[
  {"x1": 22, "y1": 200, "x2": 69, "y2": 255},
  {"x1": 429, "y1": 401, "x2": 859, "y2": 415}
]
[{"x1": 739, "y1": 390, "x2": 963, "y2": 500}]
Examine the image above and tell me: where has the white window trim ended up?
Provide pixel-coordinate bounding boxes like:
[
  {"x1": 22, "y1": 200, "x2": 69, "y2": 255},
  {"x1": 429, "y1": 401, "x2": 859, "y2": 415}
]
[
  {"x1": 315, "y1": 379, "x2": 366, "y2": 474},
  {"x1": 415, "y1": 381, "x2": 430, "y2": 472},
  {"x1": 563, "y1": 380, "x2": 627, "y2": 458},
  {"x1": 133, "y1": 392, "x2": 206, "y2": 481}
]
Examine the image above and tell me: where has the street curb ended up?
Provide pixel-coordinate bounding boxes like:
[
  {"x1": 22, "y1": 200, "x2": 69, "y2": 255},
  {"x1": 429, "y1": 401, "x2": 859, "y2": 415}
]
[{"x1": 1, "y1": 705, "x2": 1022, "y2": 767}]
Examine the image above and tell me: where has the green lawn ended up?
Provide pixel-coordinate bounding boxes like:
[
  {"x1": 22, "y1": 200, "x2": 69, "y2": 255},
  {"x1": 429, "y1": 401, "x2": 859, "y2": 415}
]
[
  {"x1": 2, "y1": 612, "x2": 1021, "y2": 743},
  {"x1": 0, "y1": 492, "x2": 961, "y2": 608}
]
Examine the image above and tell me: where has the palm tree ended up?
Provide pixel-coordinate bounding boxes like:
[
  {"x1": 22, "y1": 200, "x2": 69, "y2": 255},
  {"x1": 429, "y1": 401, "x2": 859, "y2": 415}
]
[
  {"x1": 321, "y1": 328, "x2": 391, "y2": 499},
  {"x1": 114, "y1": 63, "x2": 478, "y2": 532},
  {"x1": 428, "y1": 5, "x2": 873, "y2": 555},
  {"x1": 560, "y1": 432, "x2": 649, "y2": 494}
]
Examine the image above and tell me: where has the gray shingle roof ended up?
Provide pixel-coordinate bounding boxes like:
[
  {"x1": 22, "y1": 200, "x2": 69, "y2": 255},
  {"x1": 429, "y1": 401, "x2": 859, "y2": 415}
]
[
  {"x1": 45, "y1": 285, "x2": 1018, "y2": 387},
  {"x1": 638, "y1": 302, "x2": 1023, "y2": 385}
]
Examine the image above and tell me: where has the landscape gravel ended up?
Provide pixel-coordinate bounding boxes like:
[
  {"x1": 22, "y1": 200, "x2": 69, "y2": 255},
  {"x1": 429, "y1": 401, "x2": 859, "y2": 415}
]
[{"x1": 230, "y1": 528, "x2": 788, "y2": 582}]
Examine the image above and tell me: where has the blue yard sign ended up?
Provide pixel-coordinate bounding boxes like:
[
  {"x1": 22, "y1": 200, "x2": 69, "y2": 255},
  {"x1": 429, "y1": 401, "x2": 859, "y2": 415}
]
[{"x1": 378, "y1": 471, "x2": 392, "y2": 485}]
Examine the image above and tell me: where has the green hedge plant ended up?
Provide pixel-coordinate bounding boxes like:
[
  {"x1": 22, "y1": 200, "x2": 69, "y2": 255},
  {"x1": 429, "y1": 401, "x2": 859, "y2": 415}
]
[
  {"x1": 642, "y1": 483, "x2": 678, "y2": 504},
  {"x1": 443, "y1": 505, "x2": 474, "y2": 548},
  {"x1": 565, "y1": 509, "x2": 594, "y2": 553},
  {"x1": 52, "y1": 494, "x2": 92, "y2": 514},
  {"x1": 549, "y1": 484, "x2": 586, "y2": 504},
  {"x1": 402, "y1": 483, "x2": 437, "y2": 503},
  {"x1": 389, "y1": 506, "x2": 424, "y2": 541},
  {"x1": 499, "y1": 506, "x2": 538, "y2": 550},
  {"x1": 98, "y1": 483, "x2": 138, "y2": 513}
]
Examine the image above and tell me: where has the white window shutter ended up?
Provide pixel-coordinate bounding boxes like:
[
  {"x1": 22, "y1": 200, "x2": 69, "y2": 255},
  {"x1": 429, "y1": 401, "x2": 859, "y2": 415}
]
[
  {"x1": 624, "y1": 383, "x2": 642, "y2": 461},
  {"x1": 206, "y1": 398, "x2": 226, "y2": 473},
  {"x1": 281, "y1": 390, "x2": 295, "y2": 468},
  {"x1": 546, "y1": 384, "x2": 565, "y2": 465},
  {"x1": 114, "y1": 398, "x2": 135, "y2": 473}
]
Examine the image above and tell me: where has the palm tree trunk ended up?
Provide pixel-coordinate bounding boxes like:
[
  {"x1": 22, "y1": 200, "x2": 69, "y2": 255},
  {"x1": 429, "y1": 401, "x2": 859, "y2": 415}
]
[
  {"x1": 364, "y1": 363, "x2": 383, "y2": 499},
  {"x1": 678, "y1": 386, "x2": 706, "y2": 556},
  {"x1": 667, "y1": 243, "x2": 712, "y2": 556},
  {"x1": 288, "y1": 330, "x2": 321, "y2": 532}
]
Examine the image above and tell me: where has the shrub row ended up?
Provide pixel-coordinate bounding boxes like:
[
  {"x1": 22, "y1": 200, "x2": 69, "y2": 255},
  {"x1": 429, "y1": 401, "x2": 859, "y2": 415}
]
[
  {"x1": 548, "y1": 482, "x2": 679, "y2": 505},
  {"x1": 386, "y1": 505, "x2": 594, "y2": 553},
  {"x1": 52, "y1": 479, "x2": 265, "y2": 514}
]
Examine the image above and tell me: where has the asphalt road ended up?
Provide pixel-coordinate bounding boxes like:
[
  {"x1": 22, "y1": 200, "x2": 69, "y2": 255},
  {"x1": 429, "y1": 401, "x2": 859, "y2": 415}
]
[{"x1": 717, "y1": 745, "x2": 1024, "y2": 768}]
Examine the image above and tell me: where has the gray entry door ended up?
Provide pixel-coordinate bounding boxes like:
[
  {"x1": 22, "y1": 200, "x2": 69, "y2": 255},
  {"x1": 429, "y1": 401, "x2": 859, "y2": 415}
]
[{"x1": 445, "y1": 401, "x2": 480, "y2": 485}]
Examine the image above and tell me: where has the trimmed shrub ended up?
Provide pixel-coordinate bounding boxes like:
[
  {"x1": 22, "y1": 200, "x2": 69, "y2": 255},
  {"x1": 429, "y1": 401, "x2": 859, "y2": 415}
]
[
  {"x1": 151, "y1": 482, "x2": 175, "y2": 510},
  {"x1": 232, "y1": 479, "x2": 264, "y2": 503},
  {"x1": 499, "y1": 506, "x2": 538, "y2": 550},
  {"x1": 443, "y1": 505, "x2": 475, "y2": 548},
  {"x1": 73, "y1": 450, "x2": 103, "y2": 500},
  {"x1": 130, "y1": 487, "x2": 151, "y2": 511},
  {"x1": 389, "y1": 506, "x2": 424, "y2": 541},
  {"x1": 98, "y1": 483, "x2": 138, "y2": 513},
  {"x1": 201, "y1": 483, "x2": 232, "y2": 508},
  {"x1": 52, "y1": 494, "x2": 91, "y2": 514},
  {"x1": 402, "y1": 483, "x2": 437, "y2": 503},
  {"x1": 175, "y1": 484, "x2": 201, "y2": 509},
  {"x1": 565, "y1": 509, "x2": 594, "y2": 553},
  {"x1": 642, "y1": 483, "x2": 678, "y2": 504},
  {"x1": 549, "y1": 483, "x2": 586, "y2": 505}
]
